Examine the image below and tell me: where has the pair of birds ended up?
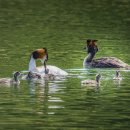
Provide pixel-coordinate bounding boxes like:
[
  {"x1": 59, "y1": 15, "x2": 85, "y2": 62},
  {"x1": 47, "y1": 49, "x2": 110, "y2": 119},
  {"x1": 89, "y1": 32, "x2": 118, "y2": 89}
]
[
  {"x1": 81, "y1": 71, "x2": 122, "y2": 86},
  {"x1": 26, "y1": 71, "x2": 55, "y2": 80},
  {"x1": 0, "y1": 71, "x2": 41, "y2": 86},
  {"x1": 30, "y1": 44, "x2": 130, "y2": 70}
]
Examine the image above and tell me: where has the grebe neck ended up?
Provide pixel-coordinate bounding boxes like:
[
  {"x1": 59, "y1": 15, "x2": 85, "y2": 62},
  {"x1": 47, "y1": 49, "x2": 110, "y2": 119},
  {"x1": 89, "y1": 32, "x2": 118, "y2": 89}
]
[
  {"x1": 116, "y1": 71, "x2": 120, "y2": 77},
  {"x1": 83, "y1": 52, "x2": 95, "y2": 66},
  {"x1": 13, "y1": 75, "x2": 19, "y2": 82},
  {"x1": 96, "y1": 74, "x2": 101, "y2": 83},
  {"x1": 29, "y1": 55, "x2": 37, "y2": 72},
  {"x1": 86, "y1": 53, "x2": 94, "y2": 62}
]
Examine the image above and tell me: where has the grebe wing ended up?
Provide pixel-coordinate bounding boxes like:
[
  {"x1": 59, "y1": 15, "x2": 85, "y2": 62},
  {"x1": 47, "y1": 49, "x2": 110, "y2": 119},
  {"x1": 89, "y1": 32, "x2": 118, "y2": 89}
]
[{"x1": 91, "y1": 57, "x2": 129, "y2": 68}]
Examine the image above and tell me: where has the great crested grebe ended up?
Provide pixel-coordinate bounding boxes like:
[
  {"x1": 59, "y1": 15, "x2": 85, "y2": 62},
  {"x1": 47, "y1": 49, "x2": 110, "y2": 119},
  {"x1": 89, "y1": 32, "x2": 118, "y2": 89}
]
[
  {"x1": 28, "y1": 48, "x2": 68, "y2": 76},
  {"x1": 29, "y1": 48, "x2": 49, "y2": 74},
  {"x1": 113, "y1": 71, "x2": 122, "y2": 80},
  {"x1": 0, "y1": 72, "x2": 21, "y2": 85},
  {"x1": 81, "y1": 74, "x2": 101, "y2": 86},
  {"x1": 83, "y1": 39, "x2": 130, "y2": 68}
]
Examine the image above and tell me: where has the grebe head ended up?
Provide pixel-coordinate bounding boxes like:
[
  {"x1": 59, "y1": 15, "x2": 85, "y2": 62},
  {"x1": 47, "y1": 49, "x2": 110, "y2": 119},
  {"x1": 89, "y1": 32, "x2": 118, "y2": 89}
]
[
  {"x1": 84, "y1": 39, "x2": 91, "y2": 50},
  {"x1": 113, "y1": 70, "x2": 122, "y2": 80},
  {"x1": 83, "y1": 39, "x2": 99, "y2": 66},
  {"x1": 32, "y1": 48, "x2": 48, "y2": 61},
  {"x1": 13, "y1": 71, "x2": 21, "y2": 82},
  {"x1": 86, "y1": 39, "x2": 98, "y2": 46},
  {"x1": 96, "y1": 74, "x2": 101, "y2": 83},
  {"x1": 115, "y1": 70, "x2": 120, "y2": 77},
  {"x1": 27, "y1": 72, "x2": 33, "y2": 79}
]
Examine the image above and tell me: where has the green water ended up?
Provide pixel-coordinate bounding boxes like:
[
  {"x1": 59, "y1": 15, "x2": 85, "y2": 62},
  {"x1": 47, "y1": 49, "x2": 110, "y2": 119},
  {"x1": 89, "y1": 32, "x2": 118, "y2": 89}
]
[{"x1": 0, "y1": 0, "x2": 130, "y2": 129}]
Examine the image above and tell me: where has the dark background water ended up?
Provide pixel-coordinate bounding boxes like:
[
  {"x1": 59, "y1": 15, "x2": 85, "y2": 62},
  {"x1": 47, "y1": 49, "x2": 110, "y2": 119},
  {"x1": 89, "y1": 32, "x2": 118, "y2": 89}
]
[{"x1": 0, "y1": 0, "x2": 130, "y2": 129}]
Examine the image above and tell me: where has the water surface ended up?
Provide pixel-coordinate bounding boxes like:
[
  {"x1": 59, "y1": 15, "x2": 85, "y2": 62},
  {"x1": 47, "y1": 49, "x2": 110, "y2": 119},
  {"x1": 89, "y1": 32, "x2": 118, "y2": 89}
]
[{"x1": 0, "y1": 0, "x2": 130, "y2": 129}]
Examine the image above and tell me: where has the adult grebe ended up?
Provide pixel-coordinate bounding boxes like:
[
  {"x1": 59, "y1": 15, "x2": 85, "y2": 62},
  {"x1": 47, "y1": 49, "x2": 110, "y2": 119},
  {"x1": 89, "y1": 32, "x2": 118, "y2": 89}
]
[
  {"x1": 81, "y1": 74, "x2": 101, "y2": 86},
  {"x1": 29, "y1": 48, "x2": 49, "y2": 74},
  {"x1": 0, "y1": 72, "x2": 21, "y2": 85},
  {"x1": 28, "y1": 48, "x2": 68, "y2": 76},
  {"x1": 83, "y1": 39, "x2": 130, "y2": 68},
  {"x1": 113, "y1": 71, "x2": 122, "y2": 80}
]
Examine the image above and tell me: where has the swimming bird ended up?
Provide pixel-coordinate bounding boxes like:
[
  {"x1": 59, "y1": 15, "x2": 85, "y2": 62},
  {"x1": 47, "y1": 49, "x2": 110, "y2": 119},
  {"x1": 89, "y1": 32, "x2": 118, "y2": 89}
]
[
  {"x1": 81, "y1": 74, "x2": 101, "y2": 86},
  {"x1": 26, "y1": 71, "x2": 42, "y2": 80},
  {"x1": 29, "y1": 48, "x2": 49, "y2": 74},
  {"x1": 0, "y1": 71, "x2": 21, "y2": 85},
  {"x1": 113, "y1": 71, "x2": 122, "y2": 80},
  {"x1": 26, "y1": 71, "x2": 57, "y2": 80},
  {"x1": 36, "y1": 65, "x2": 68, "y2": 76},
  {"x1": 28, "y1": 48, "x2": 68, "y2": 76},
  {"x1": 83, "y1": 39, "x2": 130, "y2": 68}
]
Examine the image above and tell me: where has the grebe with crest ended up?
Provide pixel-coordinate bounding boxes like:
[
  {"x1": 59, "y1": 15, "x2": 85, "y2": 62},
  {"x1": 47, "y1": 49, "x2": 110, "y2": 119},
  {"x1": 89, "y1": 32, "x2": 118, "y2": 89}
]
[
  {"x1": 83, "y1": 39, "x2": 130, "y2": 69},
  {"x1": 28, "y1": 48, "x2": 68, "y2": 77},
  {"x1": 29, "y1": 48, "x2": 49, "y2": 73}
]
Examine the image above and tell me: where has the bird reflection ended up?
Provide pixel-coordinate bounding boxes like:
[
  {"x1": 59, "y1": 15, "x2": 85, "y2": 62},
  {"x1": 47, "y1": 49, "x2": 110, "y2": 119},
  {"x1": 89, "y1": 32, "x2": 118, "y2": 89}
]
[
  {"x1": 27, "y1": 76, "x2": 65, "y2": 116},
  {"x1": 113, "y1": 79, "x2": 122, "y2": 88}
]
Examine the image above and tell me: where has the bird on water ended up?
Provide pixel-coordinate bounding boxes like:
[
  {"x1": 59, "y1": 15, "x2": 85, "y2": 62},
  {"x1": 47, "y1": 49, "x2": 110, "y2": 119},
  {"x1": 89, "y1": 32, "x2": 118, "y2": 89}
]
[
  {"x1": 113, "y1": 70, "x2": 122, "y2": 80},
  {"x1": 29, "y1": 48, "x2": 49, "y2": 74},
  {"x1": 0, "y1": 71, "x2": 21, "y2": 85},
  {"x1": 81, "y1": 74, "x2": 101, "y2": 86},
  {"x1": 83, "y1": 39, "x2": 130, "y2": 69}
]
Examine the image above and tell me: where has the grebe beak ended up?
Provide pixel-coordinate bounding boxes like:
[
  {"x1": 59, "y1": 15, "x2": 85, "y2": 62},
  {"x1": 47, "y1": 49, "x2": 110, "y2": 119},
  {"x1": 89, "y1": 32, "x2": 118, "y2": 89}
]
[{"x1": 45, "y1": 52, "x2": 48, "y2": 61}]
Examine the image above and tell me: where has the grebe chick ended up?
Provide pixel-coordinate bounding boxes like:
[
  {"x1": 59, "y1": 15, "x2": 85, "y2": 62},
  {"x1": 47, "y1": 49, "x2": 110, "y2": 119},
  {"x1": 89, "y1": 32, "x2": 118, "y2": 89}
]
[
  {"x1": 0, "y1": 72, "x2": 21, "y2": 85},
  {"x1": 26, "y1": 72, "x2": 42, "y2": 80},
  {"x1": 44, "y1": 74, "x2": 55, "y2": 80},
  {"x1": 81, "y1": 74, "x2": 101, "y2": 86},
  {"x1": 113, "y1": 71, "x2": 122, "y2": 80},
  {"x1": 26, "y1": 71, "x2": 56, "y2": 80}
]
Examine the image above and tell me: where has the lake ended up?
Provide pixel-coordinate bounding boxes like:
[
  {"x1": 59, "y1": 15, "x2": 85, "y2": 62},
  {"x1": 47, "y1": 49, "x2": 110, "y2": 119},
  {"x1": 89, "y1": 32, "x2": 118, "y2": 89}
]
[{"x1": 0, "y1": 0, "x2": 130, "y2": 129}]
